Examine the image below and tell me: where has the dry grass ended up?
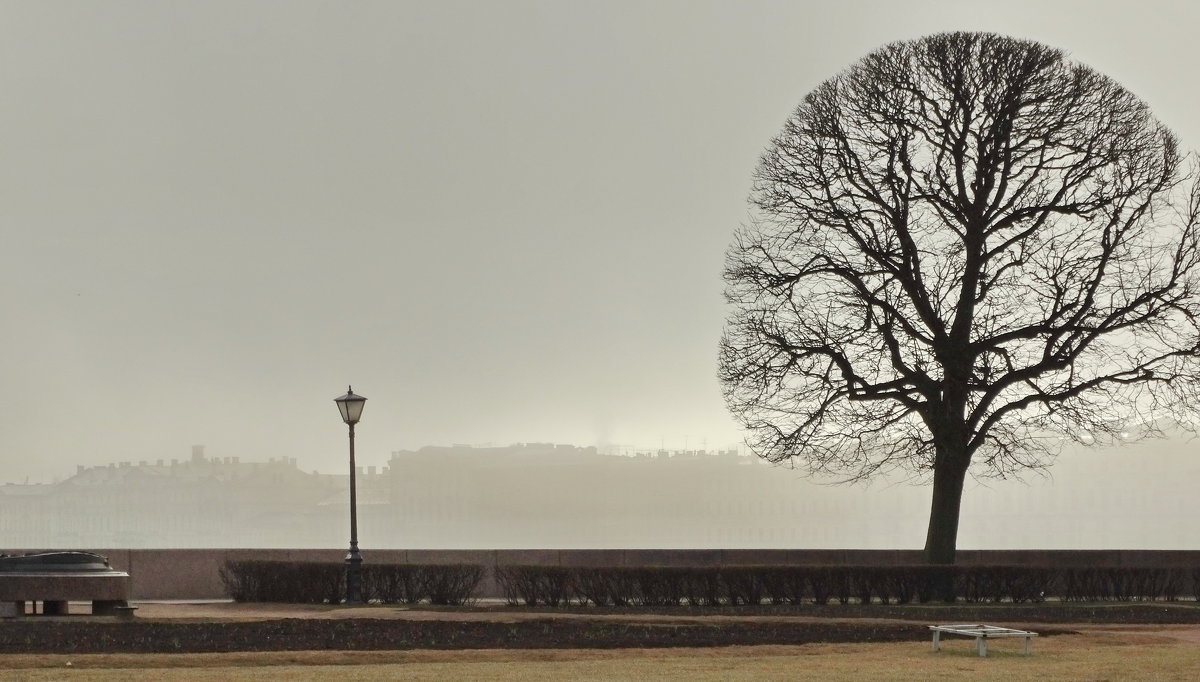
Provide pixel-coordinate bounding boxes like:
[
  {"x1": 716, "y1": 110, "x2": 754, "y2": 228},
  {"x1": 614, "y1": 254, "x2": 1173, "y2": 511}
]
[{"x1": 2, "y1": 631, "x2": 1199, "y2": 681}]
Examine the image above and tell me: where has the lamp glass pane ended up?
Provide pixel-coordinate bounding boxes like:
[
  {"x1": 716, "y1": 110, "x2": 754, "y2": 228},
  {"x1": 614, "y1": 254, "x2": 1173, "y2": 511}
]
[{"x1": 343, "y1": 398, "x2": 366, "y2": 423}]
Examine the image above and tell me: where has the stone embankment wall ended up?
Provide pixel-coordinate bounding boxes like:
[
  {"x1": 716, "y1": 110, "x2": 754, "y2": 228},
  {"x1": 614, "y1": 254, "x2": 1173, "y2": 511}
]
[{"x1": 12, "y1": 549, "x2": 1200, "y2": 600}]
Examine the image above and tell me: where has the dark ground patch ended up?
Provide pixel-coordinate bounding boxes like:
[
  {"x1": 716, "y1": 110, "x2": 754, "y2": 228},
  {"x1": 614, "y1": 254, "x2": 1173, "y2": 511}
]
[
  {"x1": 0, "y1": 614, "x2": 1086, "y2": 654},
  {"x1": 0, "y1": 619, "x2": 941, "y2": 654},
  {"x1": 543, "y1": 602, "x2": 1200, "y2": 624}
]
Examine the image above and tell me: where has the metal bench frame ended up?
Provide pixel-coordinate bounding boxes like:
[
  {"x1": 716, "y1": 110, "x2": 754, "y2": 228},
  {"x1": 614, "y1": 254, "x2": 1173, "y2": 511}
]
[{"x1": 929, "y1": 623, "x2": 1038, "y2": 657}]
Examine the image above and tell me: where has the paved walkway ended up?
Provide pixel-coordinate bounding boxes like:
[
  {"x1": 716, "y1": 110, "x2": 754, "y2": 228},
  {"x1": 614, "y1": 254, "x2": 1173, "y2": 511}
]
[
  {"x1": 130, "y1": 601, "x2": 922, "y2": 625},
  {"x1": 124, "y1": 601, "x2": 1200, "y2": 646}
]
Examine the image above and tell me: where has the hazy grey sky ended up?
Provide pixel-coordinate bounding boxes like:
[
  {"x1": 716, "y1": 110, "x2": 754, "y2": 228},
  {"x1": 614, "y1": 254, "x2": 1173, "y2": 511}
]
[{"x1": 4, "y1": 1, "x2": 1200, "y2": 483}]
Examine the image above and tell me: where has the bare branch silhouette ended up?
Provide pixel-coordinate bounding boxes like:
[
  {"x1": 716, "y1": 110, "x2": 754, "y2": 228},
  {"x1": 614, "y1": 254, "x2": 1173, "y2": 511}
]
[{"x1": 720, "y1": 32, "x2": 1200, "y2": 564}]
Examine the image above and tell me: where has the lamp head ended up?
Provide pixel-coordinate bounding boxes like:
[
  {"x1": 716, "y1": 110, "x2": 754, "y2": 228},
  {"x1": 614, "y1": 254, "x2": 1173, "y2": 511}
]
[{"x1": 334, "y1": 385, "x2": 367, "y2": 425}]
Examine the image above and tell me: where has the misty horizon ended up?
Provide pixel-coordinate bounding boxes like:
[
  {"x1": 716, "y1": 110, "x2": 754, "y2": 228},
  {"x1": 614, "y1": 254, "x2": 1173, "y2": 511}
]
[
  {"x1": 4, "y1": 2, "x2": 1200, "y2": 554},
  {"x1": 4, "y1": 435, "x2": 1196, "y2": 551}
]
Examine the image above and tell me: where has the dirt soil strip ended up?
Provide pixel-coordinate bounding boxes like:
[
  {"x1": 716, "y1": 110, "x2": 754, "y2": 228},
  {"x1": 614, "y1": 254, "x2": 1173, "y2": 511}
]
[
  {"x1": 132, "y1": 601, "x2": 1200, "y2": 624},
  {"x1": 0, "y1": 618, "x2": 1076, "y2": 654}
]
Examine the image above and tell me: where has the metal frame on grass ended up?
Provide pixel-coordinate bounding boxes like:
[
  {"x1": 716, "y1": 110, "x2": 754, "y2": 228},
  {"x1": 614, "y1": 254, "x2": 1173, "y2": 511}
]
[{"x1": 929, "y1": 623, "x2": 1038, "y2": 657}]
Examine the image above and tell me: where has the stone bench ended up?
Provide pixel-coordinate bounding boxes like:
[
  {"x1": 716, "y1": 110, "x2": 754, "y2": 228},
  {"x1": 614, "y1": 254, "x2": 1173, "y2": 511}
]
[{"x1": 0, "y1": 552, "x2": 131, "y2": 617}]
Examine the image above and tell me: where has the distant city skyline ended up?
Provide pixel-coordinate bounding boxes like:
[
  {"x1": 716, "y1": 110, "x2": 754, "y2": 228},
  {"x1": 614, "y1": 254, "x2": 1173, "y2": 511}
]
[
  {"x1": 3, "y1": 439, "x2": 1196, "y2": 550},
  {"x1": 11, "y1": 436, "x2": 749, "y2": 485}
]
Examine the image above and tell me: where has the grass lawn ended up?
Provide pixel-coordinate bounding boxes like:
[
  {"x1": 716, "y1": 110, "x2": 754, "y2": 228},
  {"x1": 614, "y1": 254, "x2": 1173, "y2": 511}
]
[{"x1": 2, "y1": 630, "x2": 1199, "y2": 681}]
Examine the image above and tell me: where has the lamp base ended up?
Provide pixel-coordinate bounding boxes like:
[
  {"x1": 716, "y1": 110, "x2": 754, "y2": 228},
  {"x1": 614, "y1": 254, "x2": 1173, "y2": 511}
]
[{"x1": 344, "y1": 548, "x2": 364, "y2": 605}]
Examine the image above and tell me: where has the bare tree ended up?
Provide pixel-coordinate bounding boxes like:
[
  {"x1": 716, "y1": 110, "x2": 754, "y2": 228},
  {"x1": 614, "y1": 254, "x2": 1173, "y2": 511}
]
[{"x1": 720, "y1": 32, "x2": 1200, "y2": 564}]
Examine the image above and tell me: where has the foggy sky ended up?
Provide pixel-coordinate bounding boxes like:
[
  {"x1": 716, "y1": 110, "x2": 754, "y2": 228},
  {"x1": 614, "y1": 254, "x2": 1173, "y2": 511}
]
[{"x1": 4, "y1": 0, "x2": 1200, "y2": 499}]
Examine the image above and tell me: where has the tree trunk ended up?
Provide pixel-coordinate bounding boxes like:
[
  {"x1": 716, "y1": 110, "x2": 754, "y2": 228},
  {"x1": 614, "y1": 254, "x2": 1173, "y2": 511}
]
[{"x1": 923, "y1": 456, "x2": 970, "y2": 565}]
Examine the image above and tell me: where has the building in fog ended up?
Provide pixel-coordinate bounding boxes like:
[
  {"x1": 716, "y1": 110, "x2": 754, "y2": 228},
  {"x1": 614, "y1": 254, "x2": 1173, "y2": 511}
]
[
  {"x1": 0, "y1": 446, "x2": 352, "y2": 548},
  {"x1": 5, "y1": 440, "x2": 1190, "y2": 550},
  {"x1": 381, "y1": 443, "x2": 885, "y2": 548},
  {"x1": 0, "y1": 443, "x2": 923, "y2": 549}
]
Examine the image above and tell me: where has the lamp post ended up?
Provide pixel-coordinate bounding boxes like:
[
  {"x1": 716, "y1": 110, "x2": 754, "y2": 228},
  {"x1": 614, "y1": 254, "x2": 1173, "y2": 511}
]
[{"x1": 334, "y1": 385, "x2": 367, "y2": 604}]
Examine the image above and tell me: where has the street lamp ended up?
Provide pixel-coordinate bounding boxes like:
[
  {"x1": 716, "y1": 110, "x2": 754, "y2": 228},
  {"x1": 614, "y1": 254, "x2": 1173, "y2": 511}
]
[{"x1": 334, "y1": 385, "x2": 367, "y2": 604}]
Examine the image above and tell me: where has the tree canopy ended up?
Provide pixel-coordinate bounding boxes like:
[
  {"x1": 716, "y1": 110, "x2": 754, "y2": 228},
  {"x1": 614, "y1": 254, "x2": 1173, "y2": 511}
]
[{"x1": 720, "y1": 32, "x2": 1200, "y2": 563}]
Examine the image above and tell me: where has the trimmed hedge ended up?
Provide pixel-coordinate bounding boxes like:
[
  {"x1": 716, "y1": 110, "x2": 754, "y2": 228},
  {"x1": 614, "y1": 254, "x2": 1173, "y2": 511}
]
[
  {"x1": 492, "y1": 564, "x2": 1199, "y2": 606},
  {"x1": 220, "y1": 561, "x2": 1199, "y2": 606},
  {"x1": 1059, "y1": 566, "x2": 1185, "y2": 602},
  {"x1": 220, "y1": 560, "x2": 484, "y2": 605},
  {"x1": 220, "y1": 560, "x2": 343, "y2": 604},
  {"x1": 423, "y1": 563, "x2": 487, "y2": 606},
  {"x1": 956, "y1": 566, "x2": 1055, "y2": 603}
]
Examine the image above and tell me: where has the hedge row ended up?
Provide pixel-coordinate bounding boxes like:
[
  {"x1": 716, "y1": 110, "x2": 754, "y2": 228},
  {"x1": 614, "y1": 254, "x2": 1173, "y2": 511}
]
[
  {"x1": 221, "y1": 561, "x2": 1200, "y2": 606},
  {"x1": 495, "y1": 565, "x2": 1200, "y2": 606},
  {"x1": 1059, "y1": 566, "x2": 1195, "y2": 602},
  {"x1": 219, "y1": 560, "x2": 484, "y2": 605}
]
